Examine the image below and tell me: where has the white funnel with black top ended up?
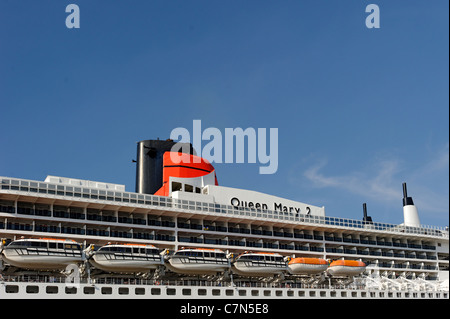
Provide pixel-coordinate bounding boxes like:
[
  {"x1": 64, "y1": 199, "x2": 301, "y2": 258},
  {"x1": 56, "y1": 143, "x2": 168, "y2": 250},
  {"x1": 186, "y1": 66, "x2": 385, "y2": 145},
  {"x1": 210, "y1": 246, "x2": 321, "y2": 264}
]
[{"x1": 402, "y1": 182, "x2": 421, "y2": 227}]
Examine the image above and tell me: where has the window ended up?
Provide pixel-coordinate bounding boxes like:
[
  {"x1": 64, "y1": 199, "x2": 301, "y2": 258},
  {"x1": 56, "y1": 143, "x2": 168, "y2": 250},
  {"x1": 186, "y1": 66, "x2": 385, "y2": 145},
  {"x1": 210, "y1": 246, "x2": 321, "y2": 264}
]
[
  {"x1": 65, "y1": 287, "x2": 77, "y2": 294},
  {"x1": 6, "y1": 285, "x2": 19, "y2": 293},
  {"x1": 101, "y1": 287, "x2": 112, "y2": 295},
  {"x1": 182, "y1": 289, "x2": 191, "y2": 296},
  {"x1": 65, "y1": 244, "x2": 81, "y2": 250},
  {"x1": 31, "y1": 242, "x2": 45, "y2": 248},
  {"x1": 212, "y1": 289, "x2": 220, "y2": 296},
  {"x1": 47, "y1": 286, "x2": 59, "y2": 294},
  {"x1": 226, "y1": 289, "x2": 234, "y2": 296},
  {"x1": 119, "y1": 288, "x2": 129, "y2": 295},
  {"x1": 167, "y1": 288, "x2": 176, "y2": 295},
  {"x1": 185, "y1": 184, "x2": 193, "y2": 193},
  {"x1": 151, "y1": 288, "x2": 161, "y2": 295},
  {"x1": 172, "y1": 182, "x2": 182, "y2": 192},
  {"x1": 84, "y1": 287, "x2": 95, "y2": 295},
  {"x1": 26, "y1": 286, "x2": 39, "y2": 294},
  {"x1": 135, "y1": 288, "x2": 145, "y2": 295}
]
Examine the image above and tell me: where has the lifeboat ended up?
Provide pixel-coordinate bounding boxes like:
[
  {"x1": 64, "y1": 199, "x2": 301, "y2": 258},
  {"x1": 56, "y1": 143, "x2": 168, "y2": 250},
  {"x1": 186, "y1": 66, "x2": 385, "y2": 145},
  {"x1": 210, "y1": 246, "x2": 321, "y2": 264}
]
[
  {"x1": 89, "y1": 243, "x2": 163, "y2": 273},
  {"x1": 166, "y1": 248, "x2": 230, "y2": 274},
  {"x1": 288, "y1": 257, "x2": 328, "y2": 275},
  {"x1": 1, "y1": 238, "x2": 83, "y2": 270},
  {"x1": 327, "y1": 260, "x2": 366, "y2": 276},
  {"x1": 232, "y1": 252, "x2": 287, "y2": 276}
]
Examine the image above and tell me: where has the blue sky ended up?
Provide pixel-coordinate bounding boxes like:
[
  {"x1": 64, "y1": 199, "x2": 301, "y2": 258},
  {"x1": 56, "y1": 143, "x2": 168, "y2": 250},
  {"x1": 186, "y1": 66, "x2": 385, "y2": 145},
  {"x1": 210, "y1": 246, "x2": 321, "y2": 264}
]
[{"x1": 0, "y1": 0, "x2": 448, "y2": 227}]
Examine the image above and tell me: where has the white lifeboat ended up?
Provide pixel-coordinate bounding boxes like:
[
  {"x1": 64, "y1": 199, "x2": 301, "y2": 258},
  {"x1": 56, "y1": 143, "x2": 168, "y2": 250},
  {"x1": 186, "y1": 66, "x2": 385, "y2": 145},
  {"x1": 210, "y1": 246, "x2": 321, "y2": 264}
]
[
  {"x1": 166, "y1": 248, "x2": 230, "y2": 274},
  {"x1": 327, "y1": 260, "x2": 366, "y2": 276},
  {"x1": 1, "y1": 238, "x2": 83, "y2": 270},
  {"x1": 288, "y1": 257, "x2": 328, "y2": 275},
  {"x1": 232, "y1": 252, "x2": 287, "y2": 276},
  {"x1": 89, "y1": 243, "x2": 163, "y2": 273}
]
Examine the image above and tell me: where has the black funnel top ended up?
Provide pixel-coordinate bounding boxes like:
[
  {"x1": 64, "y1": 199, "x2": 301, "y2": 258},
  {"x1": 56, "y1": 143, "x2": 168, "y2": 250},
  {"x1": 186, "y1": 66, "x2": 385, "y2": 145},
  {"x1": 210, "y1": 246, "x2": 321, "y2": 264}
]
[
  {"x1": 135, "y1": 139, "x2": 195, "y2": 194},
  {"x1": 402, "y1": 182, "x2": 414, "y2": 207},
  {"x1": 362, "y1": 203, "x2": 373, "y2": 224}
]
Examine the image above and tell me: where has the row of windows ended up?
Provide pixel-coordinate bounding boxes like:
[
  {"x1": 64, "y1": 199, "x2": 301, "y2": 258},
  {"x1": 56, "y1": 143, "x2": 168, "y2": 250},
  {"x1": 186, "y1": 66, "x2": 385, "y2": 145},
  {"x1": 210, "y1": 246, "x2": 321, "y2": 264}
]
[
  {"x1": 0, "y1": 205, "x2": 440, "y2": 250},
  {"x1": 171, "y1": 182, "x2": 201, "y2": 194},
  {"x1": 1, "y1": 178, "x2": 446, "y2": 237},
  {"x1": 239, "y1": 255, "x2": 284, "y2": 262},
  {"x1": 1, "y1": 224, "x2": 440, "y2": 261},
  {"x1": 6, "y1": 285, "x2": 446, "y2": 298},
  {"x1": 1, "y1": 222, "x2": 176, "y2": 242},
  {"x1": 7, "y1": 241, "x2": 81, "y2": 250},
  {"x1": 98, "y1": 247, "x2": 159, "y2": 255},
  {"x1": 0, "y1": 222, "x2": 439, "y2": 259},
  {"x1": 2, "y1": 220, "x2": 434, "y2": 248},
  {"x1": 174, "y1": 251, "x2": 226, "y2": 259},
  {"x1": 3, "y1": 237, "x2": 438, "y2": 264},
  {"x1": 2, "y1": 204, "x2": 175, "y2": 227}
]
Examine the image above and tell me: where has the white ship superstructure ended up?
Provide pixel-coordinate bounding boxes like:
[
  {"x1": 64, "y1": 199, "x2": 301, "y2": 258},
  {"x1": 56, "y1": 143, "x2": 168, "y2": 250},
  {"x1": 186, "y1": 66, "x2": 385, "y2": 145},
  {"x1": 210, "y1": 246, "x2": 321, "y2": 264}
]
[{"x1": 0, "y1": 139, "x2": 448, "y2": 299}]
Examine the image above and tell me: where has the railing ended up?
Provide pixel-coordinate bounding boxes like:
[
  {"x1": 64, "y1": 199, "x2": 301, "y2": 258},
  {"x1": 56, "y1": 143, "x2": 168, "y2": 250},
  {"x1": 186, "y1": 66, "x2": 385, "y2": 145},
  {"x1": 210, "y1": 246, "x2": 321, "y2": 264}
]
[{"x1": 1, "y1": 176, "x2": 448, "y2": 238}]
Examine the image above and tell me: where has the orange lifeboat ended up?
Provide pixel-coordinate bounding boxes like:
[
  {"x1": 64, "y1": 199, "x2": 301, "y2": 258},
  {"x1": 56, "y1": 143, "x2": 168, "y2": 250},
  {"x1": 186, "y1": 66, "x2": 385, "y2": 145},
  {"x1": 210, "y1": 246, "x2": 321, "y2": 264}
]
[
  {"x1": 327, "y1": 260, "x2": 366, "y2": 276},
  {"x1": 288, "y1": 257, "x2": 328, "y2": 275}
]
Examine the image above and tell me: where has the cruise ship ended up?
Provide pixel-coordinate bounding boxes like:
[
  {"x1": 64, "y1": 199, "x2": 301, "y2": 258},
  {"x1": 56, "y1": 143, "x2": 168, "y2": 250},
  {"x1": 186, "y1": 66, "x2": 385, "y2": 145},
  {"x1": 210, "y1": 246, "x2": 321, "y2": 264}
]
[{"x1": 0, "y1": 139, "x2": 448, "y2": 299}]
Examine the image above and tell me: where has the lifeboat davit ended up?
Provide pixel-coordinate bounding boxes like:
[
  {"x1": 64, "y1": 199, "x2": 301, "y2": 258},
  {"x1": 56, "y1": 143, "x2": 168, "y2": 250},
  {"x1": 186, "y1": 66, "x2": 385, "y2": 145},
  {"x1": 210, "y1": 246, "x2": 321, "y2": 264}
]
[
  {"x1": 327, "y1": 260, "x2": 366, "y2": 276},
  {"x1": 232, "y1": 252, "x2": 287, "y2": 276},
  {"x1": 1, "y1": 238, "x2": 83, "y2": 270},
  {"x1": 89, "y1": 243, "x2": 163, "y2": 273},
  {"x1": 288, "y1": 257, "x2": 328, "y2": 275},
  {"x1": 167, "y1": 248, "x2": 230, "y2": 274}
]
